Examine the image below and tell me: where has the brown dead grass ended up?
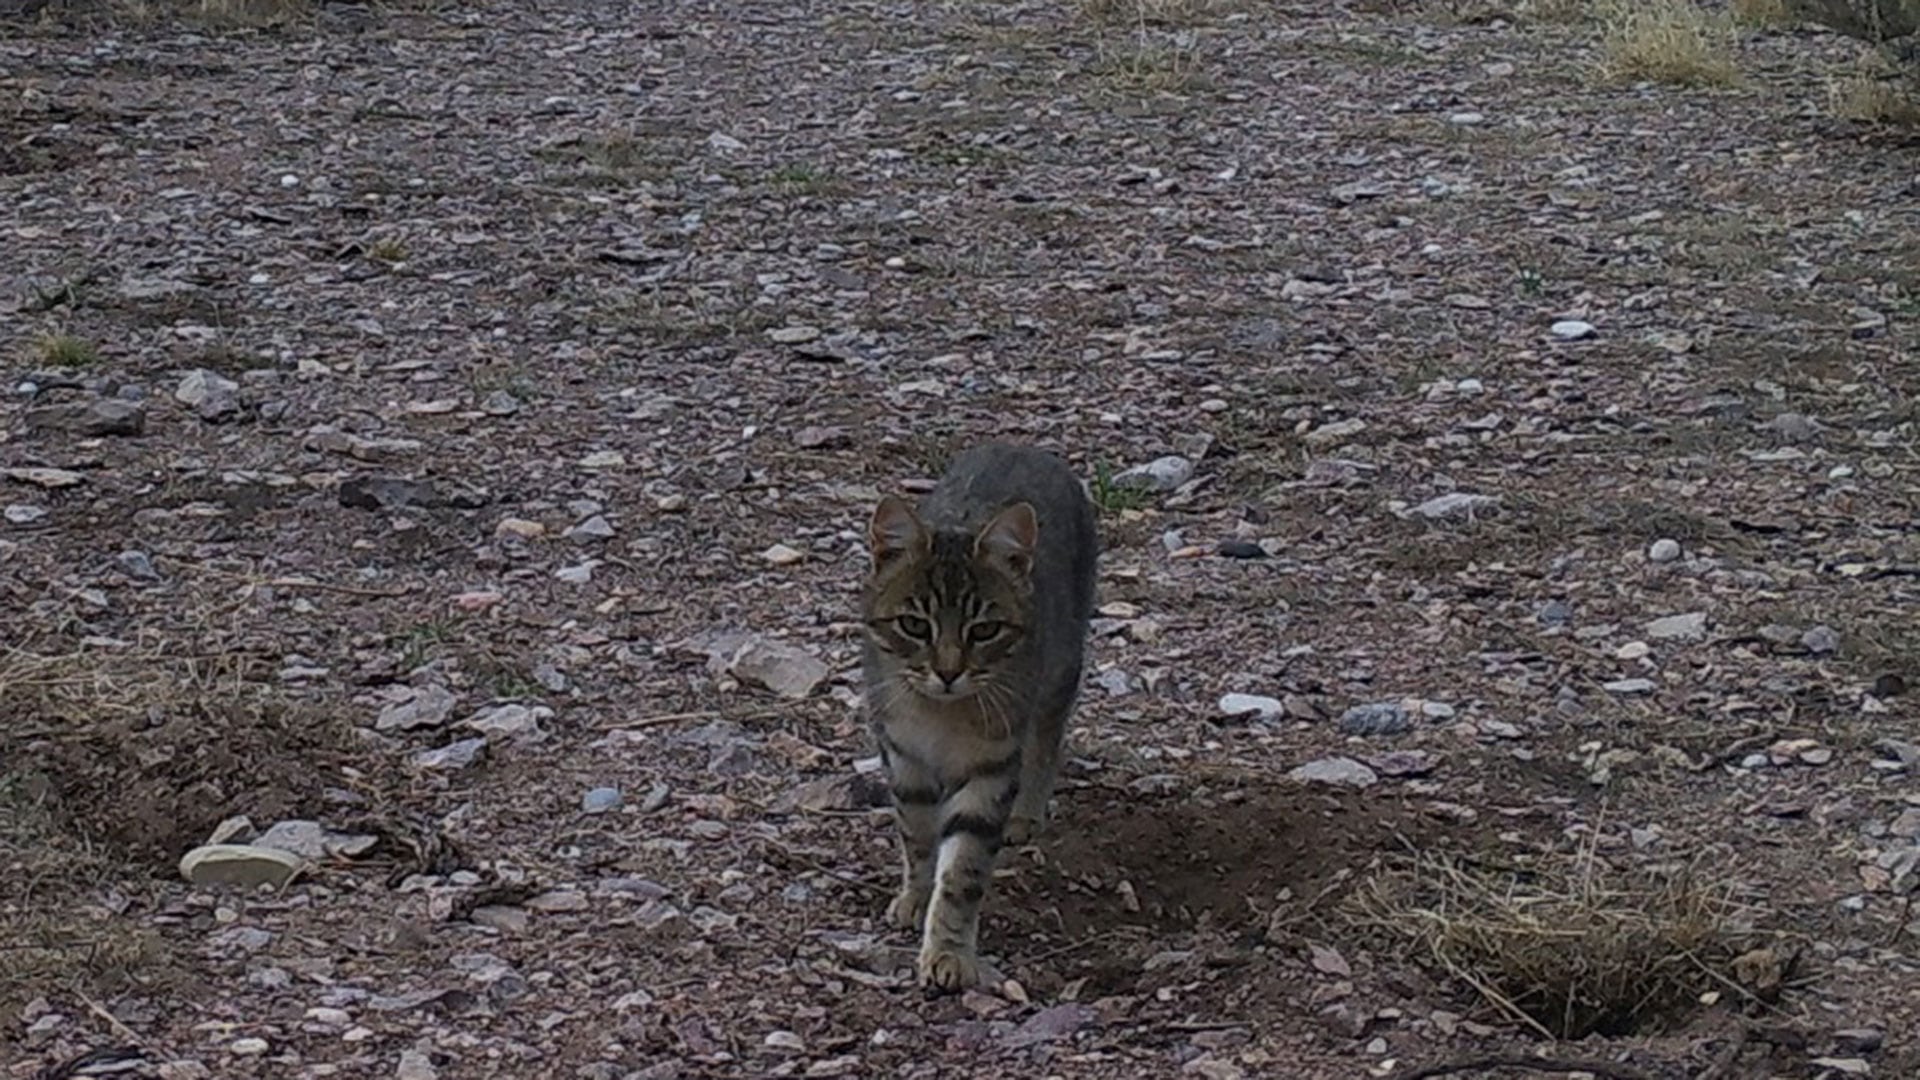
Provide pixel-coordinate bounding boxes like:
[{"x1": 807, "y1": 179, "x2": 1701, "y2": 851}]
[
  {"x1": 1348, "y1": 841, "x2": 1763, "y2": 1038},
  {"x1": 0, "y1": 639, "x2": 382, "y2": 1016},
  {"x1": 1597, "y1": 0, "x2": 1743, "y2": 87},
  {"x1": 1829, "y1": 70, "x2": 1920, "y2": 123},
  {"x1": 1731, "y1": 0, "x2": 1798, "y2": 26},
  {"x1": 1078, "y1": 0, "x2": 1217, "y2": 25}
]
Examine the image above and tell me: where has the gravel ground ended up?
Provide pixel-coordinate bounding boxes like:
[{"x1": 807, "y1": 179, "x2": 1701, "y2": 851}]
[{"x1": 4, "y1": 1, "x2": 1920, "y2": 1077}]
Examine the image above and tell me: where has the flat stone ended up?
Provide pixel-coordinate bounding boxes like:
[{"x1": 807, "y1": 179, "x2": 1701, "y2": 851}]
[
  {"x1": 462, "y1": 703, "x2": 551, "y2": 742},
  {"x1": 762, "y1": 543, "x2": 805, "y2": 565},
  {"x1": 1604, "y1": 678, "x2": 1655, "y2": 694},
  {"x1": 411, "y1": 737, "x2": 487, "y2": 770},
  {"x1": 338, "y1": 475, "x2": 440, "y2": 511},
  {"x1": 26, "y1": 397, "x2": 146, "y2": 437},
  {"x1": 582, "y1": 787, "x2": 623, "y2": 814},
  {"x1": 728, "y1": 637, "x2": 829, "y2": 699},
  {"x1": 175, "y1": 368, "x2": 242, "y2": 421},
  {"x1": 1339, "y1": 701, "x2": 1411, "y2": 737},
  {"x1": 255, "y1": 819, "x2": 378, "y2": 860},
  {"x1": 1801, "y1": 624, "x2": 1839, "y2": 654},
  {"x1": 1644, "y1": 612, "x2": 1708, "y2": 642},
  {"x1": 1219, "y1": 693, "x2": 1285, "y2": 721},
  {"x1": 1287, "y1": 756, "x2": 1379, "y2": 788},
  {"x1": 1112, "y1": 455, "x2": 1194, "y2": 493},
  {"x1": 376, "y1": 685, "x2": 458, "y2": 731},
  {"x1": 179, "y1": 844, "x2": 306, "y2": 890},
  {"x1": 1303, "y1": 418, "x2": 1367, "y2": 448},
  {"x1": 1550, "y1": 319, "x2": 1596, "y2": 341},
  {"x1": 1409, "y1": 492, "x2": 1499, "y2": 520},
  {"x1": 767, "y1": 325, "x2": 823, "y2": 344}
]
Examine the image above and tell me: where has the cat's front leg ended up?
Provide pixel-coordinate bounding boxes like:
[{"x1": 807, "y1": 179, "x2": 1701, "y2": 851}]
[
  {"x1": 883, "y1": 744, "x2": 939, "y2": 931},
  {"x1": 918, "y1": 753, "x2": 1019, "y2": 991}
]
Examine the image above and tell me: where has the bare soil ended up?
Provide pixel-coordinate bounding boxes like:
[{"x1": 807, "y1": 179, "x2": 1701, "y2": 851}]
[{"x1": 4, "y1": 0, "x2": 1920, "y2": 1077}]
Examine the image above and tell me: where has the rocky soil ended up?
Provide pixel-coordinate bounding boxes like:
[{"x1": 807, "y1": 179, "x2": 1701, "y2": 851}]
[{"x1": 4, "y1": 0, "x2": 1920, "y2": 1077}]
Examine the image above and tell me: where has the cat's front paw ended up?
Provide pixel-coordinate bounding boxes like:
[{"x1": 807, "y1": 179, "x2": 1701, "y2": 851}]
[
  {"x1": 1005, "y1": 814, "x2": 1039, "y2": 846},
  {"x1": 916, "y1": 943, "x2": 980, "y2": 992},
  {"x1": 886, "y1": 888, "x2": 929, "y2": 931}
]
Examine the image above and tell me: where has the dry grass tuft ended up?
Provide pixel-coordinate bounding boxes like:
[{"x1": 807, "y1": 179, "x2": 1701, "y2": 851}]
[
  {"x1": 1347, "y1": 842, "x2": 1762, "y2": 1038},
  {"x1": 1828, "y1": 70, "x2": 1920, "y2": 123},
  {"x1": 1597, "y1": 0, "x2": 1743, "y2": 87},
  {"x1": 1089, "y1": 36, "x2": 1208, "y2": 93},
  {"x1": 1731, "y1": 0, "x2": 1798, "y2": 26},
  {"x1": 32, "y1": 331, "x2": 101, "y2": 367},
  {"x1": 1079, "y1": 0, "x2": 1217, "y2": 25},
  {"x1": 0, "y1": 639, "x2": 376, "y2": 1013}
]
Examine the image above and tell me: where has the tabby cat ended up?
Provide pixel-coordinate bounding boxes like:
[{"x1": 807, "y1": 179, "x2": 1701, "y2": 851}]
[{"x1": 861, "y1": 442, "x2": 1099, "y2": 991}]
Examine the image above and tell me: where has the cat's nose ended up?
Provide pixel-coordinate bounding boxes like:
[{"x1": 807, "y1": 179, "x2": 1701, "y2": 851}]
[{"x1": 934, "y1": 670, "x2": 963, "y2": 691}]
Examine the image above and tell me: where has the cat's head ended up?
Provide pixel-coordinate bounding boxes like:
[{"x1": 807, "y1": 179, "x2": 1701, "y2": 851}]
[{"x1": 861, "y1": 495, "x2": 1037, "y2": 703}]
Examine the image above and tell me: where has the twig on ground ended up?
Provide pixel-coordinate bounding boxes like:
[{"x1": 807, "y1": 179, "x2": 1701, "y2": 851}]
[
  {"x1": 1385, "y1": 1054, "x2": 1662, "y2": 1080},
  {"x1": 595, "y1": 705, "x2": 786, "y2": 729}
]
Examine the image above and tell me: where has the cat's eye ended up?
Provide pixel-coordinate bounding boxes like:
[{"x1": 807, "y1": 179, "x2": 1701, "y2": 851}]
[
  {"x1": 895, "y1": 615, "x2": 932, "y2": 639},
  {"x1": 966, "y1": 621, "x2": 1004, "y2": 644}
]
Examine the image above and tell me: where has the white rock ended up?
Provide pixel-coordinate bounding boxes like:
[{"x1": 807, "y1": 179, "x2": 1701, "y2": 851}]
[
  {"x1": 179, "y1": 844, "x2": 307, "y2": 890},
  {"x1": 1644, "y1": 611, "x2": 1708, "y2": 642},
  {"x1": 1550, "y1": 319, "x2": 1596, "y2": 341},
  {"x1": 462, "y1": 703, "x2": 551, "y2": 742},
  {"x1": 1218, "y1": 693, "x2": 1284, "y2": 721},
  {"x1": 375, "y1": 685, "x2": 458, "y2": 731},
  {"x1": 396, "y1": 1049, "x2": 439, "y2": 1080},
  {"x1": 1287, "y1": 756, "x2": 1379, "y2": 788},
  {"x1": 1303, "y1": 418, "x2": 1367, "y2": 448},
  {"x1": 411, "y1": 737, "x2": 487, "y2": 771},
  {"x1": 255, "y1": 819, "x2": 377, "y2": 860},
  {"x1": 729, "y1": 637, "x2": 829, "y2": 699},
  {"x1": 1604, "y1": 678, "x2": 1655, "y2": 694},
  {"x1": 1648, "y1": 538, "x2": 1681, "y2": 563},
  {"x1": 1112, "y1": 455, "x2": 1193, "y2": 493},
  {"x1": 762, "y1": 543, "x2": 805, "y2": 565},
  {"x1": 1409, "y1": 492, "x2": 1500, "y2": 520}
]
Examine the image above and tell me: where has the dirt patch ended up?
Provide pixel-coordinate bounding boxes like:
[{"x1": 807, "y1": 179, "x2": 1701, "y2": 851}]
[
  {"x1": 0, "y1": 645, "x2": 366, "y2": 867},
  {"x1": 1002, "y1": 783, "x2": 1431, "y2": 939}
]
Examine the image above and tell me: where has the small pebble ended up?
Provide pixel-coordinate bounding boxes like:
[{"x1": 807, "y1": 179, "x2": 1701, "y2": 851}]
[
  {"x1": 1215, "y1": 539, "x2": 1267, "y2": 559},
  {"x1": 1801, "y1": 625, "x2": 1839, "y2": 655},
  {"x1": 1550, "y1": 319, "x2": 1596, "y2": 341},
  {"x1": 1648, "y1": 538, "x2": 1681, "y2": 563},
  {"x1": 581, "y1": 787, "x2": 622, "y2": 814}
]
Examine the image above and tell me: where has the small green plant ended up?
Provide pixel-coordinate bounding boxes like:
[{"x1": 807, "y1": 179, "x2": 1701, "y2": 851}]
[
  {"x1": 34, "y1": 333, "x2": 100, "y2": 367},
  {"x1": 1090, "y1": 461, "x2": 1154, "y2": 514},
  {"x1": 396, "y1": 619, "x2": 459, "y2": 672},
  {"x1": 1516, "y1": 266, "x2": 1546, "y2": 296},
  {"x1": 367, "y1": 237, "x2": 409, "y2": 265},
  {"x1": 768, "y1": 162, "x2": 844, "y2": 195}
]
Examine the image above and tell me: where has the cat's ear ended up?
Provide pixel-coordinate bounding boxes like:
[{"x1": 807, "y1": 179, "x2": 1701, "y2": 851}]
[
  {"x1": 869, "y1": 495, "x2": 929, "y2": 571},
  {"x1": 974, "y1": 501, "x2": 1038, "y2": 580}
]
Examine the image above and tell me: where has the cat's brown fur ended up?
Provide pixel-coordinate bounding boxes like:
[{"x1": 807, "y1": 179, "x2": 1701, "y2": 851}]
[{"x1": 861, "y1": 442, "x2": 1098, "y2": 991}]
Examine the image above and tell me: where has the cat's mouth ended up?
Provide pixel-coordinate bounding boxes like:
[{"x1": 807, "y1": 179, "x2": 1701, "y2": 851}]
[{"x1": 912, "y1": 674, "x2": 979, "y2": 702}]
